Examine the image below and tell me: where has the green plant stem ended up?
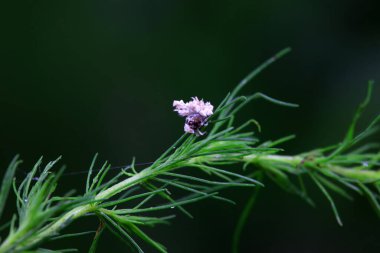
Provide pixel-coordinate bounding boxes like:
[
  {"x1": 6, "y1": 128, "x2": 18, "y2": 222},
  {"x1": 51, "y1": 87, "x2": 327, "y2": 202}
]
[
  {"x1": 0, "y1": 169, "x2": 153, "y2": 253},
  {"x1": 0, "y1": 151, "x2": 378, "y2": 253},
  {"x1": 330, "y1": 166, "x2": 380, "y2": 182},
  {"x1": 0, "y1": 154, "x2": 296, "y2": 253},
  {"x1": 244, "y1": 154, "x2": 303, "y2": 165},
  {"x1": 0, "y1": 204, "x2": 91, "y2": 253}
]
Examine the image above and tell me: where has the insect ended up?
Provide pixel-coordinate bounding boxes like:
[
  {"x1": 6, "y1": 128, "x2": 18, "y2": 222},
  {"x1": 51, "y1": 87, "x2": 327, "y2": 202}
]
[
  {"x1": 184, "y1": 113, "x2": 209, "y2": 136},
  {"x1": 173, "y1": 97, "x2": 214, "y2": 136}
]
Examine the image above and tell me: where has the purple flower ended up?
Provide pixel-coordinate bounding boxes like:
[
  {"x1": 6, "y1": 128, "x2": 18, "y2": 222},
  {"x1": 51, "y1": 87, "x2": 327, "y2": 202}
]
[{"x1": 173, "y1": 97, "x2": 214, "y2": 135}]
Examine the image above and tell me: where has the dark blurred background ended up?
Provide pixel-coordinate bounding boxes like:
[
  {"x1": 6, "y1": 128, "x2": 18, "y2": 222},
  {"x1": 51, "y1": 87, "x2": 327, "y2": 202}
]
[{"x1": 1, "y1": 0, "x2": 380, "y2": 252}]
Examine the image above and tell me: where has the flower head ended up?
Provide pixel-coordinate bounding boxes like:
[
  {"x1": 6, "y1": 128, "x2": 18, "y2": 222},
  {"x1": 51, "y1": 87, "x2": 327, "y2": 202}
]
[{"x1": 173, "y1": 97, "x2": 214, "y2": 135}]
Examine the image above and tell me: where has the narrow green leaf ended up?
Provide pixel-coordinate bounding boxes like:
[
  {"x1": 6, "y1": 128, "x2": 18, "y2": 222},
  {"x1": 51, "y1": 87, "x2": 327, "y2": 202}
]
[
  {"x1": 263, "y1": 167, "x2": 313, "y2": 206},
  {"x1": 100, "y1": 212, "x2": 144, "y2": 253},
  {"x1": 229, "y1": 47, "x2": 292, "y2": 100},
  {"x1": 0, "y1": 221, "x2": 11, "y2": 233},
  {"x1": 329, "y1": 81, "x2": 374, "y2": 158},
  {"x1": 162, "y1": 172, "x2": 254, "y2": 187},
  {"x1": 152, "y1": 133, "x2": 189, "y2": 167},
  {"x1": 214, "y1": 92, "x2": 231, "y2": 112},
  {"x1": 99, "y1": 189, "x2": 165, "y2": 208},
  {"x1": 230, "y1": 119, "x2": 262, "y2": 135},
  {"x1": 211, "y1": 96, "x2": 247, "y2": 118},
  {"x1": 314, "y1": 174, "x2": 354, "y2": 201},
  {"x1": 191, "y1": 164, "x2": 263, "y2": 187},
  {"x1": 357, "y1": 183, "x2": 380, "y2": 218},
  {"x1": 133, "y1": 193, "x2": 157, "y2": 210},
  {"x1": 142, "y1": 183, "x2": 193, "y2": 218},
  {"x1": 309, "y1": 172, "x2": 343, "y2": 226},
  {"x1": 23, "y1": 157, "x2": 43, "y2": 200},
  {"x1": 259, "y1": 135, "x2": 296, "y2": 148},
  {"x1": 0, "y1": 155, "x2": 21, "y2": 220},
  {"x1": 128, "y1": 223, "x2": 167, "y2": 253},
  {"x1": 296, "y1": 174, "x2": 315, "y2": 207},
  {"x1": 114, "y1": 193, "x2": 218, "y2": 215},
  {"x1": 230, "y1": 92, "x2": 298, "y2": 116},
  {"x1": 89, "y1": 161, "x2": 108, "y2": 192},
  {"x1": 354, "y1": 114, "x2": 380, "y2": 146},
  {"x1": 88, "y1": 220, "x2": 105, "y2": 253},
  {"x1": 51, "y1": 231, "x2": 95, "y2": 241},
  {"x1": 86, "y1": 154, "x2": 98, "y2": 193},
  {"x1": 232, "y1": 174, "x2": 262, "y2": 253},
  {"x1": 155, "y1": 178, "x2": 235, "y2": 205}
]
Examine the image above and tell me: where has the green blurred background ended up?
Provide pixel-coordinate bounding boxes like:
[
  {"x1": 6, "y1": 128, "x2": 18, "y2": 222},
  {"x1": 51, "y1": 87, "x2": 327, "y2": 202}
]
[{"x1": 1, "y1": 0, "x2": 380, "y2": 252}]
